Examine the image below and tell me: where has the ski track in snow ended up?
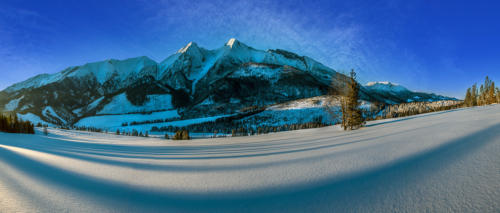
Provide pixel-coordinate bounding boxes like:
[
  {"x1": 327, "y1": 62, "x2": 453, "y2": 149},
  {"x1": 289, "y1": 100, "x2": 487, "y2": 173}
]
[{"x1": 1, "y1": 105, "x2": 500, "y2": 212}]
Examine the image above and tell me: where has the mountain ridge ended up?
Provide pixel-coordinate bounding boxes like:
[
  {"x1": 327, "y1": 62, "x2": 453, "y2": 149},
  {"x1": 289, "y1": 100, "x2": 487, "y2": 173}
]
[{"x1": 0, "y1": 38, "x2": 457, "y2": 127}]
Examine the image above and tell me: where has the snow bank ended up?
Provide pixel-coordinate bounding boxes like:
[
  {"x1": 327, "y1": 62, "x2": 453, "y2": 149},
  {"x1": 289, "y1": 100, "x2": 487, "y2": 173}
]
[{"x1": 1, "y1": 105, "x2": 499, "y2": 212}]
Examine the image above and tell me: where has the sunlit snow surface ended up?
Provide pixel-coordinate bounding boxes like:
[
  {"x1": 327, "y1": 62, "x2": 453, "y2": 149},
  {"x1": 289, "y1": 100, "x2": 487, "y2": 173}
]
[{"x1": 1, "y1": 105, "x2": 500, "y2": 212}]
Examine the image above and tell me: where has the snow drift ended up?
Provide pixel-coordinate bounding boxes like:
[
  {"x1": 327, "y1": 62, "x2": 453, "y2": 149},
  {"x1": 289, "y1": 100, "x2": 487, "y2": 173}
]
[{"x1": 0, "y1": 104, "x2": 499, "y2": 212}]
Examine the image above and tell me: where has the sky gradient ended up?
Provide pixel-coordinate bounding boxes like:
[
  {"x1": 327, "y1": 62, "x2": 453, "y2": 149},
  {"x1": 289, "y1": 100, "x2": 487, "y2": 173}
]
[{"x1": 1, "y1": 0, "x2": 499, "y2": 98}]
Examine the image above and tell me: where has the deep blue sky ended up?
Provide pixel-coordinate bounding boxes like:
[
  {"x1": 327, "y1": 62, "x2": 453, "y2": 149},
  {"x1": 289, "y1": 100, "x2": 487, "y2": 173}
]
[{"x1": 1, "y1": 0, "x2": 499, "y2": 98}]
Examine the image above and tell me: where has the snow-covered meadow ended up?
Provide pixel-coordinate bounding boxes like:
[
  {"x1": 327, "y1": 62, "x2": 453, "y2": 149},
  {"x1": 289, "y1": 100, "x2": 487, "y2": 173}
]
[{"x1": 1, "y1": 105, "x2": 499, "y2": 212}]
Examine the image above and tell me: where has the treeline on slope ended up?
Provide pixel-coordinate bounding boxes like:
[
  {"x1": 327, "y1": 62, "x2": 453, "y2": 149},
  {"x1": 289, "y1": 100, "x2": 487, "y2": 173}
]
[
  {"x1": 0, "y1": 112, "x2": 35, "y2": 134},
  {"x1": 74, "y1": 125, "x2": 190, "y2": 140},
  {"x1": 464, "y1": 76, "x2": 500, "y2": 107},
  {"x1": 74, "y1": 126, "x2": 153, "y2": 137},
  {"x1": 151, "y1": 118, "x2": 328, "y2": 137},
  {"x1": 121, "y1": 117, "x2": 179, "y2": 127},
  {"x1": 151, "y1": 110, "x2": 328, "y2": 137},
  {"x1": 373, "y1": 100, "x2": 463, "y2": 120}
]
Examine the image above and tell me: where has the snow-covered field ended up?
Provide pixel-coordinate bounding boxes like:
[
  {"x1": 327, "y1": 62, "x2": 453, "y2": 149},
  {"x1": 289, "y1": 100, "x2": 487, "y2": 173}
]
[{"x1": 1, "y1": 105, "x2": 499, "y2": 212}]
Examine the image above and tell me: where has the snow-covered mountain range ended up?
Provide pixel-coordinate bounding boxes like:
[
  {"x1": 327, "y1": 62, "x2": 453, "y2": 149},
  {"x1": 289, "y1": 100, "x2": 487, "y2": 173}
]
[
  {"x1": 0, "y1": 38, "x2": 456, "y2": 129},
  {"x1": 364, "y1": 81, "x2": 454, "y2": 104}
]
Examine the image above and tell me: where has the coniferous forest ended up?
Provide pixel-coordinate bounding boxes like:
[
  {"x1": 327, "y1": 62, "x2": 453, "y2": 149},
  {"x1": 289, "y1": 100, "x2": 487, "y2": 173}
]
[
  {"x1": 0, "y1": 113, "x2": 35, "y2": 134},
  {"x1": 464, "y1": 76, "x2": 500, "y2": 107}
]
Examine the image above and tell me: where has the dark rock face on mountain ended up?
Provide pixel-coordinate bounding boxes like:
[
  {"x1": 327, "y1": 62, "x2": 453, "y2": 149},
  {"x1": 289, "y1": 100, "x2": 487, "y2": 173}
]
[{"x1": 0, "y1": 38, "x2": 455, "y2": 126}]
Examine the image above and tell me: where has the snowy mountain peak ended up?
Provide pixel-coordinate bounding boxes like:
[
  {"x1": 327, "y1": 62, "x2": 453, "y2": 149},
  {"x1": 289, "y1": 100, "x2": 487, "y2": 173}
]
[
  {"x1": 365, "y1": 81, "x2": 409, "y2": 93},
  {"x1": 177, "y1": 42, "x2": 199, "y2": 53},
  {"x1": 2, "y1": 56, "x2": 158, "y2": 93},
  {"x1": 366, "y1": 81, "x2": 399, "y2": 86},
  {"x1": 226, "y1": 38, "x2": 239, "y2": 48}
]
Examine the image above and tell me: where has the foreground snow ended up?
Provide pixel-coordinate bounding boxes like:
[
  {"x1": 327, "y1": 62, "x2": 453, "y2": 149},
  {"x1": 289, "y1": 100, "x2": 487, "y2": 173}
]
[{"x1": 1, "y1": 105, "x2": 499, "y2": 212}]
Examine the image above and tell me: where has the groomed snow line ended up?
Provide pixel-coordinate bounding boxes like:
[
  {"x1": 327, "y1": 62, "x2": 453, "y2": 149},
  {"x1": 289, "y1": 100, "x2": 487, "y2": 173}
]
[{"x1": 0, "y1": 105, "x2": 499, "y2": 212}]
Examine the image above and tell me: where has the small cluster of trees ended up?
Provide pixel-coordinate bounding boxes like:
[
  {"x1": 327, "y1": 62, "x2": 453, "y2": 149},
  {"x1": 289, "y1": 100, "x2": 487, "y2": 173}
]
[
  {"x1": 73, "y1": 126, "x2": 150, "y2": 137},
  {"x1": 74, "y1": 126, "x2": 104, "y2": 133},
  {"x1": 115, "y1": 129, "x2": 149, "y2": 137},
  {"x1": 464, "y1": 76, "x2": 500, "y2": 107},
  {"x1": 173, "y1": 130, "x2": 190, "y2": 140},
  {"x1": 328, "y1": 69, "x2": 363, "y2": 130},
  {"x1": 0, "y1": 113, "x2": 35, "y2": 134}
]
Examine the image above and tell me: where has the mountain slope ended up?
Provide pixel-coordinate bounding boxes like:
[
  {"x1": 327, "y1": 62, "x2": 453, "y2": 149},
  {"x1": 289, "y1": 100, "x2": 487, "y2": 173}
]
[
  {"x1": 364, "y1": 82, "x2": 456, "y2": 104},
  {"x1": 0, "y1": 38, "x2": 456, "y2": 128},
  {"x1": 0, "y1": 56, "x2": 160, "y2": 125}
]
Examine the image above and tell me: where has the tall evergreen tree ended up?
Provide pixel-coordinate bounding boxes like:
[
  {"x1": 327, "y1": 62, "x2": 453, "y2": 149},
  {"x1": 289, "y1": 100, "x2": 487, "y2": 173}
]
[
  {"x1": 479, "y1": 84, "x2": 485, "y2": 105},
  {"x1": 327, "y1": 70, "x2": 363, "y2": 130},
  {"x1": 464, "y1": 88, "x2": 472, "y2": 107},
  {"x1": 471, "y1": 83, "x2": 478, "y2": 106},
  {"x1": 489, "y1": 82, "x2": 496, "y2": 104},
  {"x1": 345, "y1": 70, "x2": 363, "y2": 130},
  {"x1": 497, "y1": 87, "x2": 500, "y2": 103}
]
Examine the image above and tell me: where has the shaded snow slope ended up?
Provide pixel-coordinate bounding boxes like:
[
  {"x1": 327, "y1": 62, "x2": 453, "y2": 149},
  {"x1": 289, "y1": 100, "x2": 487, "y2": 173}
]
[
  {"x1": 4, "y1": 95, "x2": 23, "y2": 111},
  {"x1": 75, "y1": 110, "x2": 180, "y2": 131},
  {"x1": 1, "y1": 105, "x2": 499, "y2": 212},
  {"x1": 73, "y1": 96, "x2": 105, "y2": 116},
  {"x1": 42, "y1": 106, "x2": 66, "y2": 124},
  {"x1": 16, "y1": 113, "x2": 51, "y2": 126},
  {"x1": 98, "y1": 93, "x2": 174, "y2": 115}
]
